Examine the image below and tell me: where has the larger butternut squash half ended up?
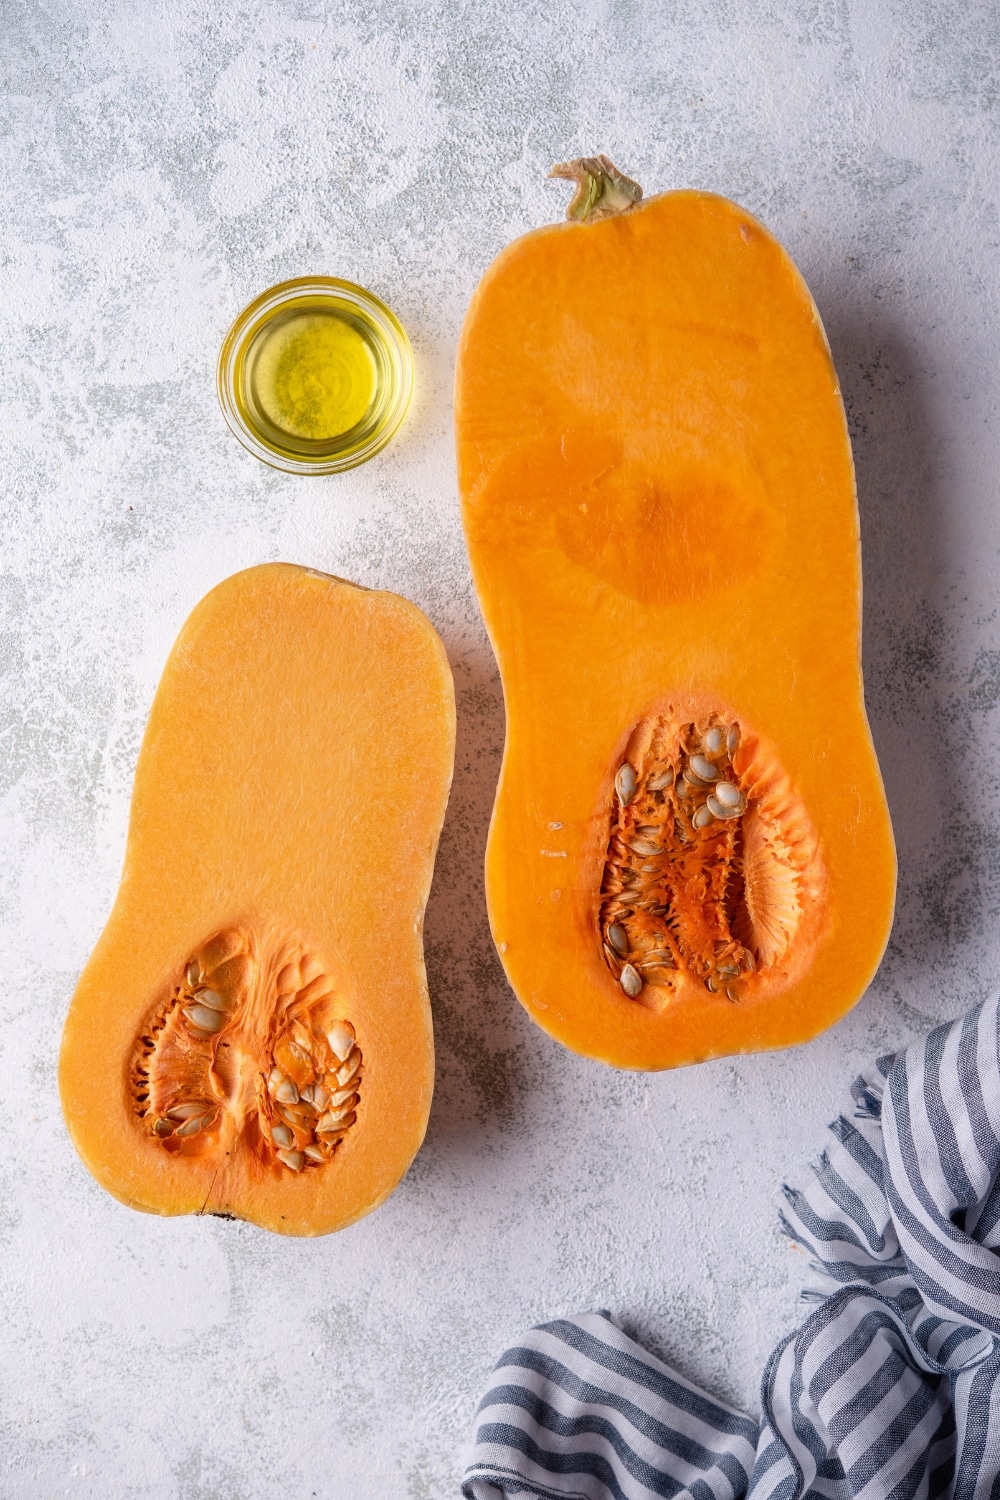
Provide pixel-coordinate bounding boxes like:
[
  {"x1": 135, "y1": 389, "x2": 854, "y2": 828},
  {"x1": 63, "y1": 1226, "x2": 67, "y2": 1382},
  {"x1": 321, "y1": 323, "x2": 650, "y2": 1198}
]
[
  {"x1": 59, "y1": 564, "x2": 455, "y2": 1234},
  {"x1": 456, "y1": 158, "x2": 895, "y2": 1070}
]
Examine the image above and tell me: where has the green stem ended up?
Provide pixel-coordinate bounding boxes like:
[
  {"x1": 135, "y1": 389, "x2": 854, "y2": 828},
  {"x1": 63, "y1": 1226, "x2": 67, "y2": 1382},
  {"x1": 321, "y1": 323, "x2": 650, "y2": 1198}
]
[{"x1": 548, "y1": 155, "x2": 643, "y2": 222}]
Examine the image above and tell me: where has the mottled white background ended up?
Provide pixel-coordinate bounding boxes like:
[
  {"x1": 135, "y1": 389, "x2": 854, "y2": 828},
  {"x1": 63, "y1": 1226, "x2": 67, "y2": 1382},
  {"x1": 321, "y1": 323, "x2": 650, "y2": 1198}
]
[{"x1": 3, "y1": 1, "x2": 1000, "y2": 1495}]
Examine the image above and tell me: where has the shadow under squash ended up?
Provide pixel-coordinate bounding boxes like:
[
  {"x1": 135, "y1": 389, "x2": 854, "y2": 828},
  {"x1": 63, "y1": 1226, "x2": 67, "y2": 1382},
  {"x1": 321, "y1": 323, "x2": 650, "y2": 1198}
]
[
  {"x1": 821, "y1": 284, "x2": 1000, "y2": 1018},
  {"x1": 420, "y1": 651, "x2": 552, "y2": 1152}
]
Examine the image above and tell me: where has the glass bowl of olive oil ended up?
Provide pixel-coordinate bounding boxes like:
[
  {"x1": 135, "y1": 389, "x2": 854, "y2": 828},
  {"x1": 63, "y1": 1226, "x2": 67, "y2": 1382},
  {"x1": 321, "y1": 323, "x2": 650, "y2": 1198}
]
[{"x1": 217, "y1": 277, "x2": 413, "y2": 474}]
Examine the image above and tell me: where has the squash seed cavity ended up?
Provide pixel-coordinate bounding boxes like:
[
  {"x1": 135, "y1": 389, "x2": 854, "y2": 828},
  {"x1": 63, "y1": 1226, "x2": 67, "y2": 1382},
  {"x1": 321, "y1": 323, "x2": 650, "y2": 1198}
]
[
  {"x1": 599, "y1": 709, "x2": 822, "y2": 1007},
  {"x1": 129, "y1": 928, "x2": 362, "y2": 1175}
]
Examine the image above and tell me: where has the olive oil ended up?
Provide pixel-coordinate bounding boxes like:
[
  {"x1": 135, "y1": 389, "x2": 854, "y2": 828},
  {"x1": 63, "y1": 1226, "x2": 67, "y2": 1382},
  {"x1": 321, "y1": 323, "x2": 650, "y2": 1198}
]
[
  {"x1": 218, "y1": 278, "x2": 413, "y2": 474},
  {"x1": 251, "y1": 310, "x2": 377, "y2": 442}
]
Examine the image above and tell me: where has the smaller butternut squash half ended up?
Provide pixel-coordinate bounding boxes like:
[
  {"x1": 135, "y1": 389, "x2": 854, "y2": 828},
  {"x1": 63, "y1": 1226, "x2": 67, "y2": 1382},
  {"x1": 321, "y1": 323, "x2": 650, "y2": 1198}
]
[
  {"x1": 59, "y1": 564, "x2": 455, "y2": 1235},
  {"x1": 456, "y1": 158, "x2": 895, "y2": 1070}
]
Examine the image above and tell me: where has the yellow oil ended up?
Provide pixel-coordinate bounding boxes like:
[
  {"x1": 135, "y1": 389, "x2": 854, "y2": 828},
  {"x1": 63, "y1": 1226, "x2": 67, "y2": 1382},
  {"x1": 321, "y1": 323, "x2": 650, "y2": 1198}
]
[
  {"x1": 246, "y1": 308, "x2": 378, "y2": 443},
  {"x1": 219, "y1": 278, "x2": 413, "y2": 473}
]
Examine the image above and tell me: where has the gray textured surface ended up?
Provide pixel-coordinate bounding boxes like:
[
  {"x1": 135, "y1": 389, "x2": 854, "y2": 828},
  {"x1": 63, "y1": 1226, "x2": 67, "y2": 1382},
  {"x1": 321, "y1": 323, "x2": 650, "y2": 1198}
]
[{"x1": 3, "y1": 1, "x2": 1000, "y2": 1495}]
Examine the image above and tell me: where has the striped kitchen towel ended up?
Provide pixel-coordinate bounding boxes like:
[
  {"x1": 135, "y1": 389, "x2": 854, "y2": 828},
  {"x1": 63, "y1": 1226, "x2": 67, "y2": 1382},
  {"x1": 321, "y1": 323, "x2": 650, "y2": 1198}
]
[{"x1": 462, "y1": 993, "x2": 1000, "y2": 1499}]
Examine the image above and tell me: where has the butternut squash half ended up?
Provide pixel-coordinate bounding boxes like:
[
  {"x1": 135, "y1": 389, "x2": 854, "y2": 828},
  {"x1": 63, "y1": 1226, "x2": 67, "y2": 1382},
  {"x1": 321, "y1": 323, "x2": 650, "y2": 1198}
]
[
  {"x1": 59, "y1": 564, "x2": 455, "y2": 1234},
  {"x1": 456, "y1": 158, "x2": 895, "y2": 1070}
]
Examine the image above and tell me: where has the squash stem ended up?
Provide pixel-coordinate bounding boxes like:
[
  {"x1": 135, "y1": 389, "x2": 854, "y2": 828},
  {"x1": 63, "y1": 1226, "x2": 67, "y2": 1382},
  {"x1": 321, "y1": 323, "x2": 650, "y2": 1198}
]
[{"x1": 548, "y1": 155, "x2": 642, "y2": 222}]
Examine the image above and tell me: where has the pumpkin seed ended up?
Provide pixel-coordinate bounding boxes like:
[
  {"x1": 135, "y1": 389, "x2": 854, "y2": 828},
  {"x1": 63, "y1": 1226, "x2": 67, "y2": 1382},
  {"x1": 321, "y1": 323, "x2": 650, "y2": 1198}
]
[
  {"x1": 713, "y1": 780, "x2": 742, "y2": 807},
  {"x1": 647, "y1": 769, "x2": 674, "y2": 790},
  {"x1": 706, "y1": 794, "x2": 741, "y2": 821},
  {"x1": 277, "y1": 1149, "x2": 304, "y2": 1172},
  {"x1": 275, "y1": 1079, "x2": 299, "y2": 1105},
  {"x1": 185, "y1": 1004, "x2": 226, "y2": 1034},
  {"x1": 327, "y1": 1021, "x2": 355, "y2": 1062},
  {"x1": 186, "y1": 960, "x2": 201, "y2": 987},
  {"x1": 336, "y1": 1052, "x2": 361, "y2": 1087},
  {"x1": 606, "y1": 923, "x2": 628, "y2": 955},
  {"x1": 705, "y1": 974, "x2": 719, "y2": 992},
  {"x1": 194, "y1": 988, "x2": 229, "y2": 1012},
  {"x1": 630, "y1": 839, "x2": 661, "y2": 856},
  {"x1": 619, "y1": 963, "x2": 642, "y2": 997},
  {"x1": 703, "y1": 727, "x2": 725, "y2": 756},
  {"x1": 317, "y1": 1105, "x2": 352, "y2": 1130},
  {"x1": 689, "y1": 755, "x2": 717, "y2": 784},
  {"x1": 304, "y1": 1144, "x2": 326, "y2": 1163},
  {"x1": 167, "y1": 1101, "x2": 211, "y2": 1121},
  {"x1": 727, "y1": 724, "x2": 740, "y2": 756},
  {"x1": 327, "y1": 1085, "x2": 357, "y2": 1108},
  {"x1": 615, "y1": 763, "x2": 638, "y2": 805},
  {"x1": 176, "y1": 1112, "x2": 213, "y2": 1138},
  {"x1": 692, "y1": 804, "x2": 714, "y2": 829},
  {"x1": 153, "y1": 1118, "x2": 175, "y2": 1137},
  {"x1": 271, "y1": 1124, "x2": 294, "y2": 1148}
]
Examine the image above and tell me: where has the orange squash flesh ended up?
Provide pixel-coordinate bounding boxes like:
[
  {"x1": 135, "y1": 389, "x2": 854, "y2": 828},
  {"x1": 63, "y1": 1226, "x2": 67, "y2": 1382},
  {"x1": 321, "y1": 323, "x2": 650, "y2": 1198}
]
[
  {"x1": 59, "y1": 564, "x2": 455, "y2": 1234},
  {"x1": 456, "y1": 185, "x2": 895, "y2": 1070}
]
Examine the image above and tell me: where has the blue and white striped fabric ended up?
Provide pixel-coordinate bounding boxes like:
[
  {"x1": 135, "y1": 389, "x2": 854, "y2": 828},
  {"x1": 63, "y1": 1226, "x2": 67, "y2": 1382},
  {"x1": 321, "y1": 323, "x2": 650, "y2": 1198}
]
[{"x1": 462, "y1": 994, "x2": 1000, "y2": 1499}]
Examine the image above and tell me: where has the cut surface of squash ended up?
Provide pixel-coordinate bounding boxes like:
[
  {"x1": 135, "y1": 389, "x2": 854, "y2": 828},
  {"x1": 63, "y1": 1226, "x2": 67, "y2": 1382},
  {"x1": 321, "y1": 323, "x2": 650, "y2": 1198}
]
[
  {"x1": 456, "y1": 172, "x2": 895, "y2": 1070},
  {"x1": 59, "y1": 564, "x2": 455, "y2": 1234}
]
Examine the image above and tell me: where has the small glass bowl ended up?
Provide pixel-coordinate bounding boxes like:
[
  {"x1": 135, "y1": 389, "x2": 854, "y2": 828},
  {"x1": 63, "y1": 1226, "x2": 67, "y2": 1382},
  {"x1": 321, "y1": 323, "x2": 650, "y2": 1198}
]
[{"x1": 217, "y1": 276, "x2": 413, "y2": 475}]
